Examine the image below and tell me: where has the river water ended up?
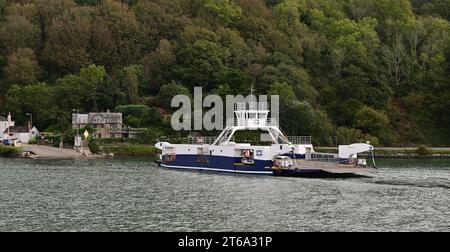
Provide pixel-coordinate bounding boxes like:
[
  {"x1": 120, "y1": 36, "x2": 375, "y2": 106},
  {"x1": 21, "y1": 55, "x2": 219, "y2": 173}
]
[{"x1": 0, "y1": 158, "x2": 449, "y2": 232}]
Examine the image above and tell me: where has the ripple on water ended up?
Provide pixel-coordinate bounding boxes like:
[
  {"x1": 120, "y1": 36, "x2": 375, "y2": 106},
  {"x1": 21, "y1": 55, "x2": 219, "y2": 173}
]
[{"x1": 0, "y1": 158, "x2": 449, "y2": 231}]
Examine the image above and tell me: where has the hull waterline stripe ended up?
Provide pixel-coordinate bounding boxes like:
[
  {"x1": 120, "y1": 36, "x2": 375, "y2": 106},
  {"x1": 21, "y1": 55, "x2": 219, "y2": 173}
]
[{"x1": 160, "y1": 164, "x2": 273, "y2": 175}]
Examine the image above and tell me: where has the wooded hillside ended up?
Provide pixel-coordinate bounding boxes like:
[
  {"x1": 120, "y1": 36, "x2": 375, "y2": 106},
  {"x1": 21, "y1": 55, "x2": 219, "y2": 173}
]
[{"x1": 0, "y1": 0, "x2": 449, "y2": 146}]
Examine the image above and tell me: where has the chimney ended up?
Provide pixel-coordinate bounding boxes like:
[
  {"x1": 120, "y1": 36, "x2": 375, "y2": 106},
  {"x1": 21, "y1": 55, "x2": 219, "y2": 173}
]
[{"x1": 7, "y1": 112, "x2": 11, "y2": 122}]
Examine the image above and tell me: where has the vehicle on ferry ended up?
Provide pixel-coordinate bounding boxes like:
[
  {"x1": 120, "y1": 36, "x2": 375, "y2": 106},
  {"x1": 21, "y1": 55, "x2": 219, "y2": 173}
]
[{"x1": 155, "y1": 101, "x2": 377, "y2": 177}]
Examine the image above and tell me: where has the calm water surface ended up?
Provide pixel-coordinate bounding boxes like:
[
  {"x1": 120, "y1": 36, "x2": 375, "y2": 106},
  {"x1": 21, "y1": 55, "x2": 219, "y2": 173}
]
[{"x1": 0, "y1": 158, "x2": 449, "y2": 231}]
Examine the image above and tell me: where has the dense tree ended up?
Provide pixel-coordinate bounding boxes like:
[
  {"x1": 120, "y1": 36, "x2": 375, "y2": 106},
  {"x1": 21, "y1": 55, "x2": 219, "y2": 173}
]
[
  {"x1": 157, "y1": 81, "x2": 190, "y2": 109},
  {"x1": 2, "y1": 48, "x2": 41, "y2": 89},
  {"x1": 174, "y1": 39, "x2": 228, "y2": 89},
  {"x1": 4, "y1": 83, "x2": 55, "y2": 127},
  {"x1": 41, "y1": 6, "x2": 92, "y2": 74},
  {"x1": 115, "y1": 104, "x2": 161, "y2": 128},
  {"x1": 336, "y1": 127, "x2": 379, "y2": 146},
  {"x1": 116, "y1": 65, "x2": 143, "y2": 104},
  {"x1": 0, "y1": 15, "x2": 41, "y2": 53},
  {"x1": 141, "y1": 39, "x2": 177, "y2": 94},
  {"x1": 0, "y1": 0, "x2": 448, "y2": 146},
  {"x1": 354, "y1": 106, "x2": 390, "y2": 140}
]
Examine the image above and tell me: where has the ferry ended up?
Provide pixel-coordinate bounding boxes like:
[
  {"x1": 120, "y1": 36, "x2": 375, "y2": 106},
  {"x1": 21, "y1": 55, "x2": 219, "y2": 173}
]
[{"x1": 155, "y1": 101, "x2": 378, "y2": 177}]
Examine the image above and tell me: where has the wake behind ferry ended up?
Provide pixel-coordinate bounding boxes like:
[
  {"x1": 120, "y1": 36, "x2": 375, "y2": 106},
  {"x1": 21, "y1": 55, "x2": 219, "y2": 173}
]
[{"x1": 155, "y1": 101, "x2": 377, "y2": 177}]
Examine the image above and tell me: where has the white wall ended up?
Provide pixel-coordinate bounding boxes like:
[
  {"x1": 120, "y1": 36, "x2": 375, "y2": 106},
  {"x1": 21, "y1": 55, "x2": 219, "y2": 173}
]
[
  {"x1": 0, "y1": 121, "x2": 15, "y2": 140},
  {"x1": 3, "y1": 127, "x2": 39, "y2": 143}
]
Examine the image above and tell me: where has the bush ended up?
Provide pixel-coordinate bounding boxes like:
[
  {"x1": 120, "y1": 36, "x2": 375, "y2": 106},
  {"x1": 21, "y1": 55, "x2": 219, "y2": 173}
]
[
  {"x1": 88, "y1": 140, "x2": 100, "y2": 154},
  {"x1": 416, "y1": 146, "x2": 431, "y2": 156},
  {"x1": 336, "y1": 127, "x2": 380, "y2": 146},
  {"x1": 0, "y1": 145, "x2": 20, "y2": 157}
]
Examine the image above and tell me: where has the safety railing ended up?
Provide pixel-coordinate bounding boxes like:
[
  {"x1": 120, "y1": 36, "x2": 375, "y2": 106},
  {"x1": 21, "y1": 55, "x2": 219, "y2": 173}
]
[
  {"x1": 187, "y1": 136, "x2": 235, "y2": 145},
  {"x1": 288, "y1": 136, "x2": 312, "y2": 145},
  {"x1": 232, "y1": 118, "x2": 279, "y2": 127},
  {"x1": 234, "y1": 102, "x2": 270, "y2": 111}
]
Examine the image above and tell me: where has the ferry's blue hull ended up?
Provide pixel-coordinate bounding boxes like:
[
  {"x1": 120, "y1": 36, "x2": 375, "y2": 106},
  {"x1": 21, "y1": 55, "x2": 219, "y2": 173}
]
[
  {"x1": 161, "y1": 154, "x2": 273, "y2": 174},
  {"x1": 156, "y1": 154, "x2": 337, "y2": 176}
]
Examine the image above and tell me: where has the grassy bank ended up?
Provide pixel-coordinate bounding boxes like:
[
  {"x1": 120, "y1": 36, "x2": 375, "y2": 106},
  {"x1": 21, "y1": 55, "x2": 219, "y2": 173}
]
[
  {"x1": 0, "y1": 145, "x2": 21, "y2": 157},
  {"x1": 100, "y1": 145, "x2": 159, "y2": 156}
]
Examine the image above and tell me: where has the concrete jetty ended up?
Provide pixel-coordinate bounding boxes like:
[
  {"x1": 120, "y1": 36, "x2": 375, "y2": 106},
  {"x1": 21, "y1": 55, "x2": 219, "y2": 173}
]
[{"x1": 21, "y1": 145, "x2": 90, "y2": 159}]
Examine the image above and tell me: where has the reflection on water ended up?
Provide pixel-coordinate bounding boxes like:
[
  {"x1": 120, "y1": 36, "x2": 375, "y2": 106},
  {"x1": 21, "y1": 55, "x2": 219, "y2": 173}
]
[{"x1": 0, "y1": 158, "x2": 449, "y2": 231}]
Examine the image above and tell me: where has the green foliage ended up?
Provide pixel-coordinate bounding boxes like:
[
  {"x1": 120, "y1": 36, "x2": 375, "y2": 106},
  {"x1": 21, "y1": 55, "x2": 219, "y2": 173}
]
[
  {"x1": 336, "y1": 127, "x2": 380, "y2": 146},
  {"x1": 115, "y1": 104, "x2": 161, "y2": 127},
  {"x1": 269, "y1": 82, "x2": 298, "y2": 106},
  {"x1": 0, "y1": 15, "x2": 41, "y2": 53},
  {"x1": 88, "y1": 140, "x2": 100, "y2": 154},
  {"x1": 116, "y1": 65, "x2": 144, "y2": 103},
  {"x1": 175, "y1": 39, "x2": 227, "y2": 89},
  {"x1": 200, "y1": 0, "x2": 243, "y2": 25},
  {"x1": 157, "y1": 81, "x2": 190, "y2": 108},
  {"x1": 416, "y1": 145, "x2": 431, "y2": 156},
  {"x1": 0, "y1": 145, "x2": 20, "y2": 156},
  {"x1": 2, "y1": 48, "x2": 40, "y2": 89},
  {"x1": 5, "y1": 83, "x2": 54, "y2": 127},
  {"x1": 0, "y1": 0, "x2": 449, "y2": 146},
  {"x1": 354, "y1": 106, "x2": 390, "y2": 137},
  {"x1": 140, "y1": 128, "x2": 166, "y2": 143}
]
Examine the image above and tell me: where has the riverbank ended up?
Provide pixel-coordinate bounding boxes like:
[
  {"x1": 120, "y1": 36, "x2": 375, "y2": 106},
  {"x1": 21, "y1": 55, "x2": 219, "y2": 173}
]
[
  {"x1": 5, "y1": 143, "x2": 450, "y2": 160},
  {"x1": 99, "y1": 145, "x2": 450, "y2": 159},
  {"x1": 315, "y1": 147, "x2": 450, "y2": 159},
  {"x1": 0, "y1": 145, "x2": 21, "y2": 157},
  {"x1": 20, "y1": 145, "x2": 95, "y2": 159}
]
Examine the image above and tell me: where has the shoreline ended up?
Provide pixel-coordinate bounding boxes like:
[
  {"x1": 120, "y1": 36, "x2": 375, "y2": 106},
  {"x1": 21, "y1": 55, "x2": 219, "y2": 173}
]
[
  {"x1": 4, "y1": 144, "x2": 450, "y2": 160},
  {"x1": 316, "y1": 147, "x2": 450, "y2": 159}
]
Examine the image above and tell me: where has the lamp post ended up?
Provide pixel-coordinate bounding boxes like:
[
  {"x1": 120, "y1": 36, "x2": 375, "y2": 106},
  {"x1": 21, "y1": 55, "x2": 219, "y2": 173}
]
[
  {"x1": 72, "y1": 109, "x2": 82, "y2": 148},
  {"x1": 25, "y1": 113, "x2": 32, "y2": 132},
  {"x1": 72, "y1": 109, "x2": 80, "y2": 137}
]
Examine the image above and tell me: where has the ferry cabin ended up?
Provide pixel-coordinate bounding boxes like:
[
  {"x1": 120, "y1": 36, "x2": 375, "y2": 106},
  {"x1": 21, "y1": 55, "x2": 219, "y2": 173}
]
[{"x1": 157, "y1": 141, "x2": 298, "y2": 175}]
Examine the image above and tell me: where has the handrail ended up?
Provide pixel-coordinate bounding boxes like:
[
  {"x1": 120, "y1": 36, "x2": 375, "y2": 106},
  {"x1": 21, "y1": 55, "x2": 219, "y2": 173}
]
[
  {"x1": 187, "y1": 136, "x2": 235, "y2": 145},
  {"x1": 234, "y1": 102, "x2": 270, "y2": 111},
  {"x1": 230, "y1": 118, "x2": 280, "y2": 127},
  {"x1": 288, "y1": 136, "x2": 312, "y2": 145}
]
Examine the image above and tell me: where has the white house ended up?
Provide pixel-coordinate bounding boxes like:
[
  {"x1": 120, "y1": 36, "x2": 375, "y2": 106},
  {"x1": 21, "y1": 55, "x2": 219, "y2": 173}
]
[
  {"x1": 2, "y1": 126, "x2": 40, "y2": 144},
  {"x1": 0, "y1": 113, "x2": 15, "y2": 140},
  {"x1": 1, "y1": 113, "x2": 39, "y2": 144}
]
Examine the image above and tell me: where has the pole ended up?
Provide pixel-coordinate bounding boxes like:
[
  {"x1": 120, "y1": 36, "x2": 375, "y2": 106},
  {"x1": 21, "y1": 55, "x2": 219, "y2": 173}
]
[
  {"x1": 77, "y1": 109, "x2": 80, "y2": 137},
  {"x1": 26, "y1": 113, "x2": 32, "y2": 132}
]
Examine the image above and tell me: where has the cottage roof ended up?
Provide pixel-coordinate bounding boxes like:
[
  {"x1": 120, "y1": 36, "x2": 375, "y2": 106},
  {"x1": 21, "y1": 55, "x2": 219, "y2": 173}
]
[
  {"x1": 72, "y1": 112, "x2": 122, "y2": 125},
  {"x1": 0, "y1": 116, "x2": 6, "y2": 121},
  {"x1": 72, "y1": 114, "x2": 89, "y2": 125},
  {"x1": 8, "y1": 126, "x2": 29, "y2": 133}
]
